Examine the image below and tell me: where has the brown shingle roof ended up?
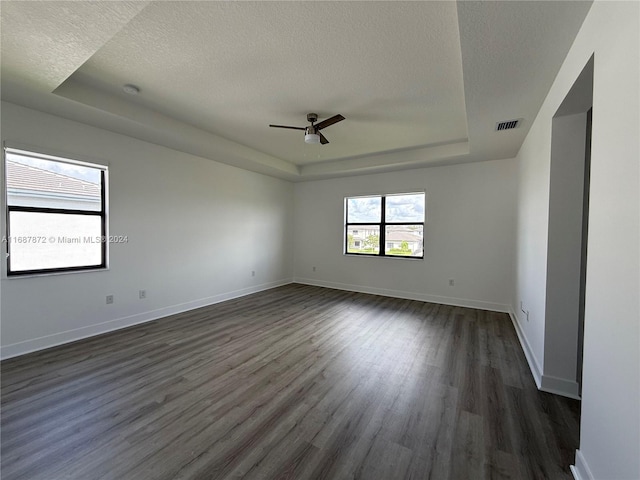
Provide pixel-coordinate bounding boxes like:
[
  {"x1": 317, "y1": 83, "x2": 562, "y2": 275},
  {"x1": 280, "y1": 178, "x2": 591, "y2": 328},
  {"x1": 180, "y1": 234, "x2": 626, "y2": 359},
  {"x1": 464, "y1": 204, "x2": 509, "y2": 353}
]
[{"x1": 6, "y1": 160, "x2": 100, "y2": 199}]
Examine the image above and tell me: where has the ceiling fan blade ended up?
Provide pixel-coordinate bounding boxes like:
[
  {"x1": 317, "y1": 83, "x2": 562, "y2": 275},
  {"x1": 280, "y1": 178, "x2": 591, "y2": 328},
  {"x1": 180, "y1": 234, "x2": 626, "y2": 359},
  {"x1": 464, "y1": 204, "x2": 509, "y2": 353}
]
[
  {"x1": 269, "y1": 124, "x2": 306, "y2": 130},
  {"x1": 319, "y1": 132, "x2": 329, "y2": 144},
  {"x1": 315, "y1": 114, "x2": 345, "y2": 131}
]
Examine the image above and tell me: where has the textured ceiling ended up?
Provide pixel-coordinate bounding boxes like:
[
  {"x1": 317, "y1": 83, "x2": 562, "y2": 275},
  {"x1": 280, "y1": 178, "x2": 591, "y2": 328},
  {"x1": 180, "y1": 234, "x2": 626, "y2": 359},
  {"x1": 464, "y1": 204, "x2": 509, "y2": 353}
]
[
  {"x1": 0, "y1": 1, "x2": 148, "y2": 91},
  {"x1": 64, "y1": 2, "x2": 468, "y2": 166},
  {"x1": 1, "y1": 1, "x2": 593, "y2": 181}
]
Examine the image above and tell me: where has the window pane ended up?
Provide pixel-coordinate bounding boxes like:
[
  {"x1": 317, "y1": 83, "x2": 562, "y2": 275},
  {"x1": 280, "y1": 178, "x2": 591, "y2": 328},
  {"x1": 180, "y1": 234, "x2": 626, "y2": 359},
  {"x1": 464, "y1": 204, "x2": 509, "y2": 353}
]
[
  {"x1": 346, "y1": 225, "x2": 380, "y2": 254},
  {"x1": 386, "y1": 193, "x2": 425, "y2": 223},
  {"x1": 6, "y1": 153, "x2": 102, "y2": 211},
  {"x1": 347, "y1": 196, "x2": 381, "y2": 223},
  {"x1": 385, "y1": 225, "x2": 423, "y2": 257},
  {"x1": 9, "y1": 212, "x2": 102, "y2": 271}
]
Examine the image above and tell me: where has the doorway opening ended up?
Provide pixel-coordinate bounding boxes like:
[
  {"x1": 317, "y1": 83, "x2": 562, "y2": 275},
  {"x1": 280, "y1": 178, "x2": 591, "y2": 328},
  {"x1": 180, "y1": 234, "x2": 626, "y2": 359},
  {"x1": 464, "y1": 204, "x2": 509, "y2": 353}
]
[{"x1": 542, "y1": 56, "x2": 593, "y2": 399}]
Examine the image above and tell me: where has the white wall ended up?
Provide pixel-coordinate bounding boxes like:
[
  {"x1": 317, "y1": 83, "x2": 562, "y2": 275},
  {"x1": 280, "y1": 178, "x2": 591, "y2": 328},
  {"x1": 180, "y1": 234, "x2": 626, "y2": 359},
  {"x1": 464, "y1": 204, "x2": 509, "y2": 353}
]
[
  {"x1": 0, "y1": 102, "x2": 294, "y2": 358},
  {"x1": 293, "y1": 159, "x2": 517, "y2": 312},
  {"x1": 513, "y1": 2, "x2": 639, "y2": 479},
  {"x1": 543, "y1": 111, "x2": 588, "y2": 398}
]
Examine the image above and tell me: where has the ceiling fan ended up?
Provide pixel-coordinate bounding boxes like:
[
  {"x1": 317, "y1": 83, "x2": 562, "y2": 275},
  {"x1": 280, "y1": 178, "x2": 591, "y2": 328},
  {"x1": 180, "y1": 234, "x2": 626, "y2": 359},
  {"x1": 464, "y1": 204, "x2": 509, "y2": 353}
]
[{"x1": 269, "y1": 113, "x2": 345, "y2": 144}]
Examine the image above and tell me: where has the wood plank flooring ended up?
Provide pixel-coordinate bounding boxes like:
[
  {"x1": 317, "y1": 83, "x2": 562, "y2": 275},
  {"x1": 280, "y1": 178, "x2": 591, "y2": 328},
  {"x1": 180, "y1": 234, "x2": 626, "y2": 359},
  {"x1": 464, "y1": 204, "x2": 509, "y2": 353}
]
[{"x1": 0, "y1": 284, "x2": 580, "y2": 480}]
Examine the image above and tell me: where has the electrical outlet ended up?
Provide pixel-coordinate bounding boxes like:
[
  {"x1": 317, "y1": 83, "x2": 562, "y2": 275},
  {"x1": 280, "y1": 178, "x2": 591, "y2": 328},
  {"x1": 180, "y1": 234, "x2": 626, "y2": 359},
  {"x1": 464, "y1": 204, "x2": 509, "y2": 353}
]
[
  {"x1": 448, "y1": 279, "x2": 455, "y2": 286},
  {"x1": 139, "y1": 290, "x2": 146, "y2": 299},
  {"x1": 312, "y1": 266, "x2": 316, "y2": 272},
  {"x1": 251, "y1": 270, "x2": 255, "y2": 277},
  {"x1": 106, "y1": 295, "x2": 114, "y2": 304}
]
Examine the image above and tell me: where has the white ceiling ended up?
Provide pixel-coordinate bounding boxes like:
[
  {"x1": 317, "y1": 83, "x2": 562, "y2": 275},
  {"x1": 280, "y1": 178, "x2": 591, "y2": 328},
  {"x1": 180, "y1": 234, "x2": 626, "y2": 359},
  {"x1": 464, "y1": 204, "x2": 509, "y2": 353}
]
[{"x1": 1, "y1": 1, "x2": 593, "y2": 181}]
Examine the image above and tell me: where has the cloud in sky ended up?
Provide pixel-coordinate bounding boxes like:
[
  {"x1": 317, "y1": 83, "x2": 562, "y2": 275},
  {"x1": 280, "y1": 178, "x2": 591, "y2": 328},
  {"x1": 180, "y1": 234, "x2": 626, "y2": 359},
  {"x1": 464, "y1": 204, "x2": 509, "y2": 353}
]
[
  {"x1": 386, "y1": 193, "x2": 424, "y2": 222},
  {"x1": 348, "y1": 193, "x2": 424, "y2": 223},
  {"x1": 347, "y1": 196, "x2": 381, "y2": 222}
]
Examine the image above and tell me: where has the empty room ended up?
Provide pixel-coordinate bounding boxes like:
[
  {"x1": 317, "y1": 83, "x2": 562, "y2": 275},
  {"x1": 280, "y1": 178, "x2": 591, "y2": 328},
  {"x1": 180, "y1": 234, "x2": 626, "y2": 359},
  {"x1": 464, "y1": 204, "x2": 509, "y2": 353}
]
[{"x1": 0, "y1": 1, "x2": 638, "y2": 479}]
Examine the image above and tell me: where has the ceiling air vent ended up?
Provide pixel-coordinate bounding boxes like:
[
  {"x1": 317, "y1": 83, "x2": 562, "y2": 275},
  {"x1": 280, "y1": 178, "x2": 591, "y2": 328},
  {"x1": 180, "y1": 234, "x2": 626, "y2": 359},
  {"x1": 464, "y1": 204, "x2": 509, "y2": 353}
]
[{"x1": 495, "y1": 119, "x2": 521, "y2": 131}]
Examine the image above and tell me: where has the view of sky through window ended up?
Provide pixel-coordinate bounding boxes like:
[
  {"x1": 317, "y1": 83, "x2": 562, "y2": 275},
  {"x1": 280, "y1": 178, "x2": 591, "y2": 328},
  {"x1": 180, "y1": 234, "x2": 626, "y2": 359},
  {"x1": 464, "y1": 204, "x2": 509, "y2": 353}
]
[
  {"x1": 386, "y1": 193, "x2": 425, "y2": 222},
  {"x1": 346, "y1": 196, "x2": 381, "y2": 223},
  {"x1": 9, "y1": 153, "x2": 101, "y2": 184}
]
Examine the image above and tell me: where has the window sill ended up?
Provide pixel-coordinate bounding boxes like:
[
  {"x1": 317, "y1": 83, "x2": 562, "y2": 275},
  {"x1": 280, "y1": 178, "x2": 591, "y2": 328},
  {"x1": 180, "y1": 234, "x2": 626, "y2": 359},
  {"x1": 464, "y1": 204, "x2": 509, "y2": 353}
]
[
  {"x1": 5, "y1": 267, "x2": 109, "y2": 279},
  {"x1": 344, "y1": 253, "x2": 424, "y2": 260}
]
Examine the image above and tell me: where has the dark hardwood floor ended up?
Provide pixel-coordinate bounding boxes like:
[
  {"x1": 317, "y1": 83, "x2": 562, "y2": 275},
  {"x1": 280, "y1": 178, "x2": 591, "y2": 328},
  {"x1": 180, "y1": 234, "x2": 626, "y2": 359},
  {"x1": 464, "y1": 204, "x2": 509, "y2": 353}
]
[{"x1": 0, "y1": 284, "x2": 580, "y2": 480}]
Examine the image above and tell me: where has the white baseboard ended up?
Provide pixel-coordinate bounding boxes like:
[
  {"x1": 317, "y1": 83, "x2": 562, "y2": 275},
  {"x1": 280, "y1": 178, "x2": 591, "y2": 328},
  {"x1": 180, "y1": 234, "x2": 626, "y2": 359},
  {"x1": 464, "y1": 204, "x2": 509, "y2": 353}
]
[
  {"x1": 571, "y1": 450, "x2": 594, "y2": 480},
  {"x1": 293, "y1": 277, "x2": 512, "y2": 313},
  {"x1": 508, "y1": 307, "x2": 543, "y2": 389},
  {"x1": 0, "y1": 279, "x2": 293, "y2": 360},
  {"x1": 507, "y1": 308, "x2": 581, "y2": 400},
  {"x1": 541, "y1": 374, "x2": 581, "y2": 400}
]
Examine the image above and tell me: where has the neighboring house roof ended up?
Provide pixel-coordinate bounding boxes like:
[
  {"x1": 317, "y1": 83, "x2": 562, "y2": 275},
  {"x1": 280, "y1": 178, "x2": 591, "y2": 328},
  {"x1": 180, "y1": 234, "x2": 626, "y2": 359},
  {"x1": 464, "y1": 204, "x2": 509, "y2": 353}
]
[
  {"x1": 386, "y1": 231, "x2": 422, "y2": 242},
  {"x1": 6, "y1": 160, "x2": 100, "y2": 199}
]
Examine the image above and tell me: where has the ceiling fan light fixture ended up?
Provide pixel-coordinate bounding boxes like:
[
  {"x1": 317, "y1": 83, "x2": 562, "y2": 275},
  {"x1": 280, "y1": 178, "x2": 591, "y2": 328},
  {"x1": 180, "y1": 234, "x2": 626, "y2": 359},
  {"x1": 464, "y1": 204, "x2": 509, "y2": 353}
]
[
  {"x1": 304, "y1": 133, "x2": 321, "y2": 144},
  {"x1": 270, "y1": 113, "x2": 344, "y2": 145}
]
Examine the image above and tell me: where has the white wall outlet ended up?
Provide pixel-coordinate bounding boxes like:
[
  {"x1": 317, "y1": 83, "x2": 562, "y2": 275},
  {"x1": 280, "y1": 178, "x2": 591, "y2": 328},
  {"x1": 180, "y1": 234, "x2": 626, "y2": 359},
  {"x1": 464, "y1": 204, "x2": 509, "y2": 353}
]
[
  {"x1": 448, "y1": 279, "x2": 455, "y2": 286},
  {"x1": 106, "y1": 295, "x2": 114, "y2": 304},
  {"x1": 139, "y1": 290, "x2": 146, "y2": 299}
]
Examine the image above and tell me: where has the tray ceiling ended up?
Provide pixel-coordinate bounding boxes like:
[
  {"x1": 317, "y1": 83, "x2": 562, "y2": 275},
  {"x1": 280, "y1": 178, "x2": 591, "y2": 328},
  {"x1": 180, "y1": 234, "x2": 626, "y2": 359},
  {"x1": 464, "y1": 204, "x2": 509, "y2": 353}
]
[{"x1": 1, "y1": 1, "x2": 593, "y2": 181}]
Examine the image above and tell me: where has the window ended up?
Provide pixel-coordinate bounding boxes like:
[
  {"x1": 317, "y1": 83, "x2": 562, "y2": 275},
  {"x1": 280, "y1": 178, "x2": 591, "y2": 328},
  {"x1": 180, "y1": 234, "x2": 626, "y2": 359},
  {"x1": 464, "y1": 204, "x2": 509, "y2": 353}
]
[
  {"x1": 4, "y1": 147, "x2": 108, "y2": 276},
  {"x1": 345, "y1": 192, "x2": 424, "y2": 258}
]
